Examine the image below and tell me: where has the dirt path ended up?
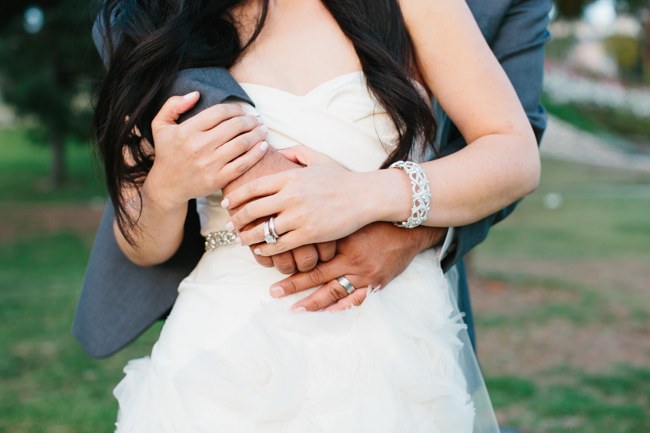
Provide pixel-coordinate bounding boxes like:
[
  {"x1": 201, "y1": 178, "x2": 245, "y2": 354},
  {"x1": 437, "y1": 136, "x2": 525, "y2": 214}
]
[
  {"x1": 469, "y1": 257, "x2": 650, "y2": 376},
  {"x1": 0, "y1": 203, "x2": 103, "y2": 243}
]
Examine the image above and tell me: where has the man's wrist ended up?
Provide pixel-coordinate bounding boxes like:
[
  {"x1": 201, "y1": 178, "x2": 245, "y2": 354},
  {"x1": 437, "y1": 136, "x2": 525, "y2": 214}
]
[
  {"x1": 222, "y1": 148, "x2": 300, "y2": 196},
  {"x1": 438, "y1": 226, "x2": 455, "y2": 261},
  {"x1": 379, "y1": 223, "x2": 446, "y2": 255},
  {"x1": 418, "y1": 225, "x2": 448, "y2": 252}
]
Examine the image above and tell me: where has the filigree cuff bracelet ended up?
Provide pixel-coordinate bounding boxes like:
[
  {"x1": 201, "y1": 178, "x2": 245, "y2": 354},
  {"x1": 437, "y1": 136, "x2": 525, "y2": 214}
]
[{"x1": 389, "y1": 160, "x2": 431, "y2": 229}]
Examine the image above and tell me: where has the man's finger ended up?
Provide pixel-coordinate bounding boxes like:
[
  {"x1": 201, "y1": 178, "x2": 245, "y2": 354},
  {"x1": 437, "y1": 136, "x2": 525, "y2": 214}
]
[
  {"x1": 291, "y1": 277, "x2": 354, "y2": 311},
  {"x1": 324, "y1": 288, "x2": 368, "y2": 312},
  {"x1": 251, "y1": 249, "x2": 274, "y2": 267},
  {"x1": 292, "y1": 245, "x2": 319, "y2": 272},
  {"x1": 270, "y1": 256, "x2": 345, "y2": 297},
  {"x1": 316, "y1": 241, "x2": 336, "y2": 262},
  {"x1": 271, "y1": 251, "x2": 297, "y2": 274}
]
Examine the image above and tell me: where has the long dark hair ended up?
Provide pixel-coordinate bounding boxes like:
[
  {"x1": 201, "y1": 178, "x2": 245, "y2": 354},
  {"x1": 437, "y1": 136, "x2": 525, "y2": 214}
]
[{"x1": 94, "y1": 0, "x2": 436, "y2": 242}]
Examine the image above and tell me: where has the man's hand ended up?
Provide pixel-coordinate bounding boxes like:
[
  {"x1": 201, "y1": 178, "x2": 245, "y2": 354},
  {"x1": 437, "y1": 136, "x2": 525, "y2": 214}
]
[
  {"x1": 222, "y1": 147, "x2": 336, "y2": 273},
  {"x1": 268, "y1": 222, "x2": 447, "y2": 311}
]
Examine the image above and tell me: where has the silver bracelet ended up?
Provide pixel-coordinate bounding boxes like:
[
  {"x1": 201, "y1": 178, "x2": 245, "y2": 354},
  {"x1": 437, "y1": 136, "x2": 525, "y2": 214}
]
[{"x1": 389, "y1": 161, "x2": 431, "y2": 229}]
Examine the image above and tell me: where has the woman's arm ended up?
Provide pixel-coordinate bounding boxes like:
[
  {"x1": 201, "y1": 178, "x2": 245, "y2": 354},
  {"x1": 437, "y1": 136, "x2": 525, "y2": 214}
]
[
  {"x1": 116, "y1": 93, "x2": 269, "y2": 266},
  {"x1": 440, "y1": 0, "x2": 551, "y2": 271},
  {"x1": 384, "y1": 0, "x2": 540, "y2": 225},
  {"x1": 223, "y1": 0, "x2": 540, "y2": 255}
]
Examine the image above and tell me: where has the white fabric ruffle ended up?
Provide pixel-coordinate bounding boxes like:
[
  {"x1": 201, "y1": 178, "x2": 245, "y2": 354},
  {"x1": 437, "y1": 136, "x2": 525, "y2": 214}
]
[{"x1": 115, "y1": 249, "x2": 476, "y2": 433}]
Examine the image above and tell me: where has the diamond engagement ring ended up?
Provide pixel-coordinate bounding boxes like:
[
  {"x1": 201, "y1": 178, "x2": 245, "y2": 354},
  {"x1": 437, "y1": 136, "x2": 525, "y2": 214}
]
[
  {"x1": 336, "y1": 276, "x2": 356, "y2": 295},
  {"x1": 268, "y1": 217, "x2": 280, "y2": 240},
  {"x1": 263, "y1": 217, "x2": 279, "y2": 244}
]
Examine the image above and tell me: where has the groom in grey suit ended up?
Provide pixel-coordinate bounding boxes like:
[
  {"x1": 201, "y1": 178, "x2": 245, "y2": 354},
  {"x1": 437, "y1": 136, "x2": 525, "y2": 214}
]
[{"x1": 73, "y1": 0, "x2": 551, "y2": 359}]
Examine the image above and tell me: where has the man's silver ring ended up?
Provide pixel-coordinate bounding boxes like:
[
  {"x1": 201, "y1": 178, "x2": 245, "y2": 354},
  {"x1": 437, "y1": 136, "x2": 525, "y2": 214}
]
[
  {"x1": 268, "y1": 217, "x2": 280, "y2": 240},
  {"x1": 336, "y1": 276, "x2": 356, "y2": 295},
  {"x1": 263, "y1": 219, "x2": 278, "y2": 244}
]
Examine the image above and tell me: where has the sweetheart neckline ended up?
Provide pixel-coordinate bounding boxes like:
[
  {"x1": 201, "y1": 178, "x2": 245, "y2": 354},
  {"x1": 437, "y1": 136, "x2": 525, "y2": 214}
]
[{"x1": 238, "y1": 71, "x2": 364, "y2": 98}]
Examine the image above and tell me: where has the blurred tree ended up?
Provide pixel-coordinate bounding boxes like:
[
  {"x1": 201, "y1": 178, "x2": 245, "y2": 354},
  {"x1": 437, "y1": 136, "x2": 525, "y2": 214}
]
[
  {"x1": 0, "y1": 1, "x2": 102, "y2": 186},
  {"x1": 554, "y1": 0, "x2": 650, "y2": 82},
  {"x1": 554, "y1": 0, "x2": 596, "y2": 19},
  {"x1": 617, "y1": 0, "x2": 649, "y2": 13},
  {"x1": 605, "y1": 34, "x2": 642, "y2": 78},
  {"x1": 612, "y1": 1, "x2": 650, "y2": 83},
  {"x1": 554, "y1": 0, "x2": 648, "y2": 18}
]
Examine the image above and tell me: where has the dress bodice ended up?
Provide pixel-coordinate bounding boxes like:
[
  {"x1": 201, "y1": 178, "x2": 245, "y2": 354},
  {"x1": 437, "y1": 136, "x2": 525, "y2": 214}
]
[{"x1": 197, "y1": 72, "x2": 399, "y2": 236}]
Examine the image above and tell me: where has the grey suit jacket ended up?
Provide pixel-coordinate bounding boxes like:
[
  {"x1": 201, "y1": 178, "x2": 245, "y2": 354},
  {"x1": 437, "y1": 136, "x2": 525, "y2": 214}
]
[
  {"x1": 72, "y1": 68, "x2": 254, "y2": 357},
  {"x1": 73, "y1": 0, "x2": 551, "y2": 358}
]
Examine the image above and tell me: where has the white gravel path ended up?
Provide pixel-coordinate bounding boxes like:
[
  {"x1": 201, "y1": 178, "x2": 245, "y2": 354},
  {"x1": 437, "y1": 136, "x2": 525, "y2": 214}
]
[{"x1": 542, "y1": 116, "x2": 650, "y2": 173}]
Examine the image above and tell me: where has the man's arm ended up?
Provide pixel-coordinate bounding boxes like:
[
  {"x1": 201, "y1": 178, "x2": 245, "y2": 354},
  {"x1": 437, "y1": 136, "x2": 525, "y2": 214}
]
[
  {"x1": 439, "y1": 0, "x2": 551, "y2": 271},
  {"x1": 268, "y1": 0, "x2": 551, "y2": 310},
  {"x1": 74, "y1": 14, "x2": 262, "y2": 358}
]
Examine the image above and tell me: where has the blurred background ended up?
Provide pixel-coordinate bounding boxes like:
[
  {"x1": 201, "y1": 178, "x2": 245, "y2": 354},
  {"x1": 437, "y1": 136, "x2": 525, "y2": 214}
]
[{"x1": 0, "y1": 1, "x2": 648, "y2": 432}]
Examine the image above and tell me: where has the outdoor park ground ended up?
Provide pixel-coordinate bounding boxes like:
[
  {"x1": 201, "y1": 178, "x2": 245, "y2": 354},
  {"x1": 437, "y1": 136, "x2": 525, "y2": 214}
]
[{"x1": 1, "y1": 127, "x2": 649, "y2": 433}]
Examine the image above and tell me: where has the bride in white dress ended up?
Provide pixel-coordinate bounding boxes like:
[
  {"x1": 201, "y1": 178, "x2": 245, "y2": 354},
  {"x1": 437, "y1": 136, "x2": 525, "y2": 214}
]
[{"x1": 93, "y1": 0, "x2": 540, "y2": 432}]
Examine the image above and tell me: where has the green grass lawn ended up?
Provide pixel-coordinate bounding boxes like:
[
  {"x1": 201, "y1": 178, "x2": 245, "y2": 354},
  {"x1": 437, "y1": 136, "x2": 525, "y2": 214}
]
[
  {"x1": 0, "y1": 232, "x2": 162, "y2": 432},
  {"x1": 1, "y1": 127, "x2": 649, "y2": 432},
  {"x1": 473, "y1": 158, "x2": 650, "y2": 433},
  {"x1": 479, "y1": 158, "x2": 650, "y2": 260},
  {"x1": 0, "y1": 128, "x2": 105, "y2": 202},
  {"x1": 0, "y1": 129, "x2": 157, "y2": 433}
]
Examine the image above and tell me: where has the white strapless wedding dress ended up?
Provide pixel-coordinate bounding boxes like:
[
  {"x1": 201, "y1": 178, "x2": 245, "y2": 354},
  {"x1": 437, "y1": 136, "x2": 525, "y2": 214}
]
[{"x1": 113, "y1": 72, "x2": 500, "y2": 433}]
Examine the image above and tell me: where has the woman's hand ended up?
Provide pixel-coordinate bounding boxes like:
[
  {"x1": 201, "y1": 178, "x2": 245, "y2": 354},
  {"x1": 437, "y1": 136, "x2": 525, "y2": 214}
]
[
  {"x1": 221, "y1": 148, "x2": 337, "y2": 273},
  {"x1": 223, "y1": 146, "x2": 387, "y2": 256},
  {"x1": 144, "y1": 92, "x2": 269, "y2": 211}
]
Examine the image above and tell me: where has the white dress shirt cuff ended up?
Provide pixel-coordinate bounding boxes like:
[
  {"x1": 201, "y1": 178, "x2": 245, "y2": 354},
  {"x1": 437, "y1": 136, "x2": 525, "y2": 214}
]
[{"x1": 437, "y1": 227, "x2": 455, "y2": 262}]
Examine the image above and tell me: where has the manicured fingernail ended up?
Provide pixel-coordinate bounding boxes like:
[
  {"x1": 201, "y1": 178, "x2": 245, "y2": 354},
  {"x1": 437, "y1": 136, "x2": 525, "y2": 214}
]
[
  {"x1": 234, "y1": 236, "x2": 242, "y2": 245},
  {"x1": 225, "y1": 221, "x2": 234, "y2": 232},
  {"x1": 260, "y1": 124, "x2": 268, "y2": 133},
  {"x1": 183, "y1": 91, "x2": 198, "y2": 99},
  {"x1": 254, "y1": 248, "x2": 262, "y2": 255},
  {"x1": 270, "y1": 286, "x2": 285, "y2": 298},
  {"x1": 293, "y1": 306, "x2": 307, "y2": 313},
  {"x1": 257, "y1": 115, "x2": 264, "y2": 125},
  {"x1": 259, "y1": 141, "x2": 269, "y2": 152},
  {"x1": 220, "y1": 198, "x2": 229, "y2": 208}
]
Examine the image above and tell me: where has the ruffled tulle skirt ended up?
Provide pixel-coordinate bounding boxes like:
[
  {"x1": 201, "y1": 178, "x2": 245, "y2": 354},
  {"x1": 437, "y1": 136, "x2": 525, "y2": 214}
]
[{"x1": 113, "y1": 246, "x2": 497, "y2": 433}]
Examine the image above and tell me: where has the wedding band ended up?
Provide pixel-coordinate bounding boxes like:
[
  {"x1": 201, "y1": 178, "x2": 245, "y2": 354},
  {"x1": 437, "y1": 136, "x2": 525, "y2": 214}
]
[
  {"x1": 263, "y1": 219, "x2": 278, "y2": 244},
  {"x1": 268, "y1": 217, "x2": 280, "y2": 239},
  {"x1": 336, "y1": 276, "x2": 356, "y2": 295}
]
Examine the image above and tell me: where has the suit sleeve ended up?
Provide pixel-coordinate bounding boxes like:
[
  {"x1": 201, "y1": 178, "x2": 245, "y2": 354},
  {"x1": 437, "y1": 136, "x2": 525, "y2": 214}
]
[
  {"x1": 439, "y1": 0, "x2": 552, "y2": 271},
  {"x1": 73, "y1": 10, "x2": 254, "y2": 358}
]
